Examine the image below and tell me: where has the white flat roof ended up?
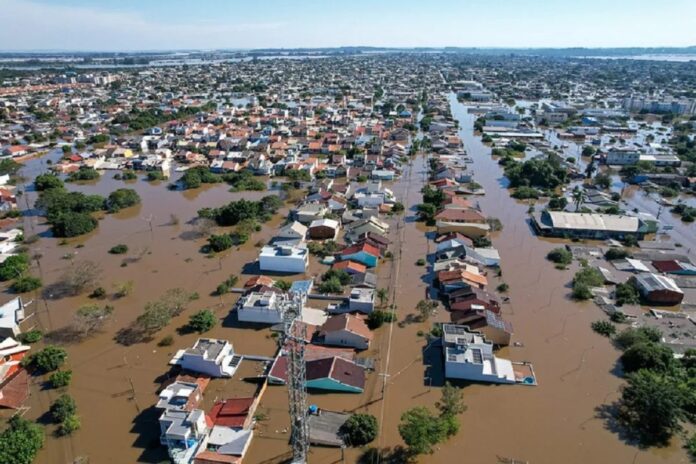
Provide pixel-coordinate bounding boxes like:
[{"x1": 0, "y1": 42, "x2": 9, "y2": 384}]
[{"x1": 548, "y1": 211, "x2": 638, "y2": 233}]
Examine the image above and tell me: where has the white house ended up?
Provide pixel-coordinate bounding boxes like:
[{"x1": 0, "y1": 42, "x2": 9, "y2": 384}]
[
  {"x1": 169, "y1": 338, "x2": 239, "y2": 378},
  {"x1": 442, "y1": 324, "x2": 525, "y2": 384},
  {"x1": 237, "y1": 291, "x2": 286, "y2": 324},
  {"x1": 259, "y1": 244, "x2": 308, "y2": 273},
  {"x1": 0, "y1": 297, "x2": 27, "y2": 338},
  {"x1": 156, "y1": 381, "x2": 202, "y2": 411},
  {"x1": 159, "y1": 409, "x2": 209, "y2": 464}
]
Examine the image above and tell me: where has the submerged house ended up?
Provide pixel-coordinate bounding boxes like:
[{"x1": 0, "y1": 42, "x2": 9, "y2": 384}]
[
  {"x1": 635, "y1": 273, "x2": 684, "y2": 305},
  {"x1": 532, "y1": 211, "x2": 645, "y2": 241},
  {"x1": 442, "y1": 324, "x2": 535, "y2": 385},
  {"x1": 305, "y1": 357, "x2": 365, "y2": 393},
  {"x1": 170, "y1": 339, "x2": 240, "y2": 378}
]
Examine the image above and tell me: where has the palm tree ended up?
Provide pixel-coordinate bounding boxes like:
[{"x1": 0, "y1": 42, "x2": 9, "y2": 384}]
[
  {"x1": 376, "y1": 288, "x2": 388, "y2": 307},
  {"x1": 572, "y1": 186, "x2": 586, "y2": 212}
]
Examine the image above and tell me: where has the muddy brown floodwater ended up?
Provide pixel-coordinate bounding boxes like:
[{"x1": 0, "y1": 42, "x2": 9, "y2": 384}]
[{"x1": 12, "y1": 90, "x2": 690, "y2": 463}]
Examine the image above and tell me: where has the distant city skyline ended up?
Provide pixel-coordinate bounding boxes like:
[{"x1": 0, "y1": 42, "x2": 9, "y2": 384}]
[{"x1": 2, "y1": 0, "x2": 696, "y2": 52}]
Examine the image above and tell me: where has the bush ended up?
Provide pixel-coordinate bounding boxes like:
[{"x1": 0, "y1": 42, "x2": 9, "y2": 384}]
[
  {"x1": 615, "y1": 327, "x2": 661, "y2": 350},
  {"x1": 0, "y1": 253, "x2": 29, "y2": 281},
  {"x1": 24, "y1": 346, "x2": 67, "y2": 373},
  {"x1": 188, "y1": 309, "x2": 217, "y2": 333},
  {"x1": 342, "y1": 413, "x2": 378, "y2": 446},
  {"x1": 57, "y1": 415, "x2": 80, "y2": 436},
  {"x1": 147, "y1": 171, "x2": 166, "y2": 182},
  {"x1": 0, "y1": 416, "x2": 44, "y2": 464},
  {"x1": 11, "y1": 275, "x2": 42, "y2": 293},
  {"x1": 50, "y1": 394, "x2": 76, "y2": 423},
  {"x1": 511, "y1": 186, "x2": 540, "y2": 199},
  {"x1": 109, "y1": 244, "x2": 128, "y2": 254},
  {"x1": 416, "y1": 258, "x2": 426, "y2": 266},
  {"x1": 89, "y1": 287, "x2": 107, "y2": 299},
  {"x1": 49, "y1": 370, "x2": 72, "y2": 388},
  {"x1": 66, "y1": 166, "x2": 99, "y2": 182},
  {"x1": 120, "y1": 170, "x2": 138, "y2": 181},
  {"x1": 496, "y1": 283, "x2": 509, "y2": 293},
  {"x1": 158, "y1": 335, "x2": 174, "y2": 347},
  {"x1": 106, "y1": 188, "x2": 141, "y2": 212},
  {"x1": 604, "y1": 248, "x2": 629, "y2": 260},
  {"x1": 18, "y1": 330, "x2": 42, "y2": 344},
  {"x1": 208, "y1": 234, "x2": 233, "y2": 252},
  {"x1": 215, "y1": 275, "x2": 238, "y2": 295},
  {"x1": 547, "y1": 247, "x2": 572, "y2": 265},
  {"x1": 571, "y1": 282, "x2": 593, "y2": 300},
  {"x1": 591, "y1": 320, "x2": 616, "y2": 337}
]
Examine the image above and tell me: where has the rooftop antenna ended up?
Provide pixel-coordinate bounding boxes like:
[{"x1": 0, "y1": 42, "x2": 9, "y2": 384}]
[{"x1": 282, "y1": 291, "x2": 309, "y2": 464}]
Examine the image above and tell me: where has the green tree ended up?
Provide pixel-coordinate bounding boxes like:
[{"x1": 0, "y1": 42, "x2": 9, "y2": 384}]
[
  {"x1": 546, "y1": 247, "x2": 572, "y2": 265},
  {"x1": 11, "y1": 275, "x2": 42, "y2": 293},
  {"x1": 591, "y1": 320, "x2": 616, "y2": 337},
  {"x1": 50, "y1": 394, "x2": 77, "y2": 423},
  {"x1": 106, "y1": 188, "x2": 141, "y2": 212},
  {"x1": 615, "y1": 279, "x2": 640, "y2": 306},
  {"x1": 620, "y1": 342, "x2": 675, "y2": 373},
  {"x1": 49, "y1": 370, "x2": 73, "y2": 388},
  {"x1": 617, "y1": 369, "x2": 685, "y2": 445},
  {"x1": 274, "y1": 279, "x2": 292, "y2": 291},
  {"x1": 50, "y1": 211, "x2": 98, "y2": 237},
  {"x1": 25, "y1": 346, "x2": 67, "y2": 372},
  {"x1": 0, "y1": 253, "x2": 29, "y2": 281},
  {"x1": 57, "y1": 415, "x2": 80, "y2": 436},
  {"x1": 34, "y1": 173, "x2": 64, "y2": 191},
  {"x1": 341, "y1": 413, "x2": 378, "y2": 446},
  {"x1": 376, "y1": 288, "x2": 388, "y2": 307},
  {"x1": 0, "y1": 416, "x2": 44, "y2": 464},
  {"x1": 572, "y1": 186, "x2": 586, "y2": 211},
  {"x1": 208, "y1": 234, "x2": 233, "y2": 252},
  {"x1": 605, "y1": 248, "x2": 629, "y2": 260},
  {"x1": 398, "y1": 407, "x2": 446, "y2": 455},
  {"x1": 188, "y1": 309, "x2": 217, "y2": 333},
  {"x1": 615, "y1": 327, "x2": 662, "y2": 350}
]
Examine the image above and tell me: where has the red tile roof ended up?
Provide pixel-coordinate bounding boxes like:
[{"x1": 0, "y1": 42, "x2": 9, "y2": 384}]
[{"x1": 209, "y1": 398, "x2": 255, "y2": 428}]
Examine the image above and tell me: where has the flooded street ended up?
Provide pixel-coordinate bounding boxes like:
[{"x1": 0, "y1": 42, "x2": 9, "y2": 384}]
[{"x1": 9, "y1": 102, "x2": 690, "y2": 464}]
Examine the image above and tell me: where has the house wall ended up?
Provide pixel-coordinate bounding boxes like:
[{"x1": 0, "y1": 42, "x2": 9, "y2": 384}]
[
  {"x1": 308, "y1": 227, "x2": 337, "y2": 240},
  {"x1": 180, "y1": 356, "x2": 224, "y2": 377},
  {"x1": 444, "y1": 360, "x2": 514, "y2": 384},
  {"x1": 644, "y1": 289, "x2": 684, "y2": 305},
  {"x1": 323, "y1": 330, "x2": 369, "y2": 350},
  {"x1": 259, "y1": 254, "x2": 307, "y2": 273},
  {"x1": 237, "y1": 307, "x2": 284, "y2": 324}
]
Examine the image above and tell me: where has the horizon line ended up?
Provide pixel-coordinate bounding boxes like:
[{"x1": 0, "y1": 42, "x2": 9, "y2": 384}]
[{"x1": 2, "y1": 45, "x2": 696, "y2": 54}]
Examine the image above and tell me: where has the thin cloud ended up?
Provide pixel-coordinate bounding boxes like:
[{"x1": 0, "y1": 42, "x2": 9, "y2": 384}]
[{"x1": 0, "y1": 0, "x2": 286, "y2": 51}]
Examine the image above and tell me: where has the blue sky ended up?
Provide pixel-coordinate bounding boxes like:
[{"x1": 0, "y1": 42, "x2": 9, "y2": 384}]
[{"x1": 2, "y1": 0, "x2": 696, "y2": 51}]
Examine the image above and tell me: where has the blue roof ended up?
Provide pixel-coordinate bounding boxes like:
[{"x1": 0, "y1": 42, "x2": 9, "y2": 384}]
[{"x1": 290, "y1": 280, "x2": 313, "y2": 295}]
